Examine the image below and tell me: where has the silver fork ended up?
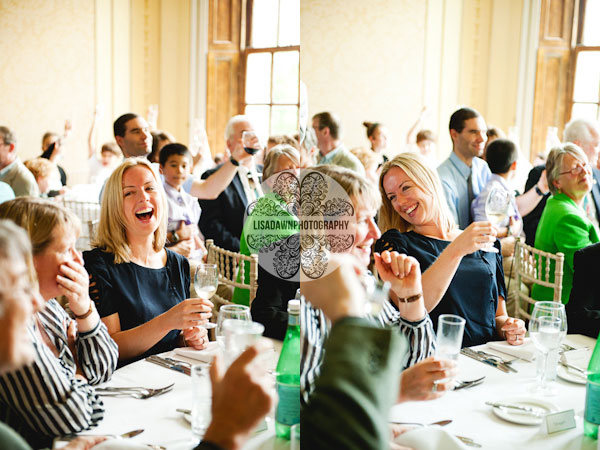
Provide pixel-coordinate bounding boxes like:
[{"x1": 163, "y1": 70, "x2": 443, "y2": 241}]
[
  {"x1": 97, "y1": 383, "x2": 174, "y2": 399},
  {"x1": 454, "y1": 376, "x2": 486, "y2": 390}
]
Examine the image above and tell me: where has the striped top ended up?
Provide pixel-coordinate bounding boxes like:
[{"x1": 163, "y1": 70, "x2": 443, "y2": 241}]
[
  {"x1": 0, "y1": 299, "x2": 118, "y2": 448},
  {"x1": 300, "y1": 296, "x2": 435, "y2": 405}
]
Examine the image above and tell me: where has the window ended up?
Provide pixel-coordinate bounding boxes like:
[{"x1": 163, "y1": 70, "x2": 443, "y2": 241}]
[
  {"x1": 569, "y1": 0, "x2": 600, "y2": 121},
  {"x1": 242, "y1": 0, "x2": 300, "y2": 144}
]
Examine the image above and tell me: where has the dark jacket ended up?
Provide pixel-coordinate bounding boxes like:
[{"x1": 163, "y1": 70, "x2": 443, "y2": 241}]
[{"x1": 567, "y1": 242, "x2": 600, "y2": 338}]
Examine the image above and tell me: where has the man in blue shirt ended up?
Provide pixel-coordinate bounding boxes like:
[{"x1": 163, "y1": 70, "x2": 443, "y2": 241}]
[
  {"x1": 437, "y1": 107, "x2": 491, "y2": 229},
  {"x1": 312, "y1": 112, "x2": 364, "y2": 175}
]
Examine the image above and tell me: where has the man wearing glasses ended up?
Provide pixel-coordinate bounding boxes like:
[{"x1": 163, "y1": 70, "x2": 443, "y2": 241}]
[{"x1": 0, "y1": 126, "x2": 39, "y2": 197}]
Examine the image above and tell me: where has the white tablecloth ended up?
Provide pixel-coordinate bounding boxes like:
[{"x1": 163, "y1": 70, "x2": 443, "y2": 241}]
[
  {"x1": 82, "y1": 341, "x2": 288, "y2": 450},
  {"x1": 389, "y1": 334, "x2": 598, "y2": 450}
]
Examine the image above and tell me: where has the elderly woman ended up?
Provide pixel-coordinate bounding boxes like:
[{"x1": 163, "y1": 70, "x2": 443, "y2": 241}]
[
  {"x1": 375, "y1": 153, "x2": 526, "y2": 348},
  {"x1": 234, "y1": 145, "x2": 301, "y2": 334},
  {"x1": 532, "y1": 144, "x2": 600, "y2": 303},
  {"x1": 83, "y1": 158, "x2": 212, "y2": 365},
  {"x1": 0, "y1": 199, "x2": 118, "y2": 448}
]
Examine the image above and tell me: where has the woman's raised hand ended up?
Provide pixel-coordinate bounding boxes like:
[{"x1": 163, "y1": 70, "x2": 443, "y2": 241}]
[
  {"x1": 374, "y1": 251, "x2": 422, "y2": 299},
  {"x1": 166, "y1": 297, "x2": 213, "y2": 330},
  {"x1": 58, "y1": 251, "x2": 93, "y2": 317},
  {"x1": 450, "y1": 221, "x2": 497, "y2": 256}
]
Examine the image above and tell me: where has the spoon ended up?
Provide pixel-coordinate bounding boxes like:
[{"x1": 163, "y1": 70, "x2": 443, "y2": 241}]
[{"x1": 389, "y1": 419, "x2": 452, "y2": 427}]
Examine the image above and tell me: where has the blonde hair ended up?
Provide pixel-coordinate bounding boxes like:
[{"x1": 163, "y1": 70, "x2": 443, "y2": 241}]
[
  {"x1": 378, "y1": 153, "x2": 456, "y2": 234},
  {"x1": 350, "y1": 147, "x2": 379, "y2": 171},
  {"x1": 24, "y1": 157, "x2": 56, "y2": 180},
  {"x1": 312, "y1": 165, "x2": 381, "y2": 211},
  {"x1": 0, "y1": 219, "x2": 36, "y2": 292},
  {"x1": 94, "y1": 158, "x2": 167, "y2": 263},
  {"x1": 263, "y1": 144, "x2": 301, "y2": 179},
  {"x1": 0, "y1": 197, "x2": 81, "y2": 256}
]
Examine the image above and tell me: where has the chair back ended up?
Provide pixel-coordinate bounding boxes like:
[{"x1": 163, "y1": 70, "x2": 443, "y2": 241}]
[
  {"x1": 205, "y1": 239, "x2": 259, "y2": 311},
  {"x1": 60, "y1": 199, "x2": 101, "y2": 251},
  {"x1": 513, "y1": 237, "x2": 564, "y2": 320}
]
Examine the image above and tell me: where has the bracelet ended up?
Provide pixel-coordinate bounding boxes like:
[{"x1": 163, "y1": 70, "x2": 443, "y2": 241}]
[
  {"x1": 73, "y1": 301, "x2": 93, "y2": 320},
  {"x1": 535, "y1": 185, "x2": 547, "y2": 196},
  {"x1": 398, "y1": 293, "x2": 423, "y2": 303},
  {"x1": 229, "y1": 157, "x2": 240, "y2": 166}
]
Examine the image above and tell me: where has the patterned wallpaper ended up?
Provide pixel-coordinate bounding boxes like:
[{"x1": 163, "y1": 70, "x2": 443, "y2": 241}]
[{"x1": 0, "y1": 0, "x2": 96, "y2": 184}]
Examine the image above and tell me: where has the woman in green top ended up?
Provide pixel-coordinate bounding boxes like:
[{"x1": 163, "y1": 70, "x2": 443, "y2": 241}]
[
  {"x1": 533, "y1": 143, "x2": 600, "y2": 303},
  {"x1": 232, "y1": 144, "x2": 301, "y2": 306}
]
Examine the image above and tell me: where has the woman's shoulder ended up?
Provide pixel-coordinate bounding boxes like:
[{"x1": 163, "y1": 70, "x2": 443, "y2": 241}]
[
  {"x1": 375, "y1": 229, "x2": 418, "y2": 252},
  {"x1": 165, "y1": 249, "x2": 190, "y2": 270},
  {"x1": 83, "y1": 247, "x2": 115, "y2": 265}
]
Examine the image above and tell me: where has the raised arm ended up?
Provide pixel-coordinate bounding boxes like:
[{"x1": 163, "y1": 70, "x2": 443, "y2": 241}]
[
  {"x1": 189, "y1": 138, "x2": 253, "y2": 199},
  {"x1": 101, "y1": 297, "x2": 212, "y2": 361},
  {"x1": 420, "y1": 223, "x2": 496, "y2": 311},
  {"x1": 406, "y1": 106, "x2": 427, "y2": 144},
  {"x1": 516, "y1": 169, "x2": 548, "y2": 216},
  {"x1": 88, "y1": 109, "x2": 100, "y2": 159}
]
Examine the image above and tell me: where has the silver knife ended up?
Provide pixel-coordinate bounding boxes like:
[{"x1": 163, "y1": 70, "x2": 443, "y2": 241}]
[
  {"x1": 461, "y1": 349, "x2": 510, "y2": 373},
  {"x1": 146, "y1": 355, "x2": 191, "y2": 376},
  {"x1": 485, "y1": 401, "x2": 546, "y2": 416},
  {"x1": 456, "y1": 435, "x2": 482, "y2": 448}
]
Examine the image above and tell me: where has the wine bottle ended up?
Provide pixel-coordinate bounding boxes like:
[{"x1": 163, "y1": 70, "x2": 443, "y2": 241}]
[
  {"x1": 275, "y1": 299, "x2": 301, "y2": 439},
  {"x1": 584, "y1": 331, "x2": 600, "y2": 439}
]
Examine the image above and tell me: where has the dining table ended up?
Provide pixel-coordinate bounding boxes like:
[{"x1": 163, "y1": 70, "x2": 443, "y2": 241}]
[
  {"x1": 68, "y1": 339, "x2": 290, "y2": 450},
  {"x1": 389, "y1": 334, "x2": 598, "y2": 449}
]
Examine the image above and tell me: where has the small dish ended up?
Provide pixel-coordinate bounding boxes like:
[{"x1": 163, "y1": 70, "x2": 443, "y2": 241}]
[
  {"x1": 557, "y1": 364, "x2": 587, "y2": 385},
  {"x1": 490, "y1": 396, "x2": 559, "y2": 425}
]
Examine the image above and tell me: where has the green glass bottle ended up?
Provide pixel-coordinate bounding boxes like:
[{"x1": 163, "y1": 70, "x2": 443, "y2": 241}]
[
  {"x1": 584, "y1": 332, "x2": 600, "y2": 439},
  {"x1": 275, "y1": 299, "x2": 301, "y2": 439}
]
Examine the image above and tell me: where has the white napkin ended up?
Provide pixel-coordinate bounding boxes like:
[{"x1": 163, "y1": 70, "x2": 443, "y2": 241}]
[
  {"x1": 174, "y1": 341, "x2": 220, "y2": 363},
  {"x1": 487, "y1": 338, "x2": 536, "y2": 361},
  {"x1": 393, "y1": 427, "x2": 468, "y2": 450},
  {"x1": 92, "y1": 440, "x2": 150, "y2": 450},
  {"x1": 562, "y1": 348, "x2": 592, "y2": 371}
]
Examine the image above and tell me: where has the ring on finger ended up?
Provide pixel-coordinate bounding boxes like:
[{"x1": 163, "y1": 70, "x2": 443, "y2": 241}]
[{"x1": 432, "y1": 383, "x2": 438, "y2": 393}]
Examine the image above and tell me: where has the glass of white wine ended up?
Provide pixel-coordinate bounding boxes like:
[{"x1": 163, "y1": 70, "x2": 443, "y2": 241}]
[
  {"x1": 194, "y1": 264, "x2": 218, "y2": 329},
  {"x1": 483, "y1": 186, "x2": 511, "y2": 253}
]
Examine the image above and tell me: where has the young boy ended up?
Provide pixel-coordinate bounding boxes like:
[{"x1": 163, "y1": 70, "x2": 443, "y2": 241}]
[{"x1": 159, "y1": 143, "x2": 205, "y2": 259}]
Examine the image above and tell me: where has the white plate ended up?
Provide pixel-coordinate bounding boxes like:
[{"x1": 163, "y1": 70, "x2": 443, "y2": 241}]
[
  {"x1": 557, "y1": 365, "x2": 587, "y2": 385},
  {"x1": 491, "y1": 396, "x2": 559, "y2": 425},
  {"x1": 182, "y1": 412, "x2": 269, "y2": 433}
]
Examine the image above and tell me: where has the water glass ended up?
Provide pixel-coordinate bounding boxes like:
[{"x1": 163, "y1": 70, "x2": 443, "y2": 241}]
[
  {"x1": 216, "y1": 305, "x2": 251, "y2": 349},
  {"x1": 362, "y1": 277, "x2": 390, "y2": 318},
  {"x1": 435, "y1": 314, "x2": 465, "y2": 384},
  {"x1": 191, "y1": 364, "x2": 212, "y2": 439},
  {"x1": 290, "y1": 423, "x2": 301, "y2": 450},
  {"x1": 529, "y1": 301, "x2": 567, "y2": 395},
  {"x1": 223, "y1": 319, "x2": 264, "y2": 367}
]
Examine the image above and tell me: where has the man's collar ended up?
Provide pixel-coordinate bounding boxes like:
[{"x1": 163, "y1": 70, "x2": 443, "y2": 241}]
[
  {"x1": 0, "y1": 157, "x2": 18, "y2": 177},
  {"x1": 449, "y1": 152, "x2": 471, "y2": 178}
]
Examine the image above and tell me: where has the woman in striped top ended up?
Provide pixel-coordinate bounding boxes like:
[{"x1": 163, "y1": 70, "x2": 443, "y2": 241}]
[
  {"x1": 301, "y1": 166, "x2": 449, "y2": 405},
  {"x1": 0, "y1": 198, "x2": 118, "y2": 449}
]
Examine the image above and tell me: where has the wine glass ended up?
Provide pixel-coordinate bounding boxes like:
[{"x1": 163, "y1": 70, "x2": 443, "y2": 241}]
[
  {"x1": 242, "y1": 130, "x2": 260, "y2": 155},
  {"x1": 361, "y1": 277, "x2": 391, "y2": 318},
  {"x1": 194, "y1": 264, "x2": 218, "y2": 329},
  {"x1": 483, "y1": 186, "x2": 511, "y2": 253},
  {"x1": 215, "y1": 305, "x2": 251, "y2": 349},
  {"x1": 529, "y1": 301, "x2": 567, "y2": 395}
]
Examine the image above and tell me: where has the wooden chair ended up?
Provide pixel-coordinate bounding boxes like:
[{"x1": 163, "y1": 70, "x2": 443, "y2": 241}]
[
  {"x1": 513, "y1": 237, "x2": 565, "y2": 320},
  {"x1": 60, "y1": 199, "x2": 101, "y2": 251},
  {"x1": 205, "y1": 239, "x2": 259, "y2": 311},
  {"x1": 88, "y1": 219, "x2": 99, "y2": 245}
]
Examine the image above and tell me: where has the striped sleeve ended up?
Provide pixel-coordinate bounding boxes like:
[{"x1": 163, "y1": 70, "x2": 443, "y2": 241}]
[
  {"x1": 0, "y1": 322, "x2": 105, "y2": 447},
  {"x1": 300, "y1": 299, "x2": 328, "y2": 406},
  {"x1": 377, "y1": 300, "x2": 436, "y2": 369},
  {"x1": 76, "y1": 319, "x2": 119, "y2": 385}
]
